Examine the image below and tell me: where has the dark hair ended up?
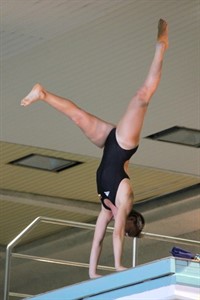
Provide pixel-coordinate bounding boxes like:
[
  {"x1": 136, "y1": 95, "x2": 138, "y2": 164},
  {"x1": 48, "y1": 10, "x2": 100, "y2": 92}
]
[{"x1": 125, "y1": 209, "x2": 145, "y2": 238}]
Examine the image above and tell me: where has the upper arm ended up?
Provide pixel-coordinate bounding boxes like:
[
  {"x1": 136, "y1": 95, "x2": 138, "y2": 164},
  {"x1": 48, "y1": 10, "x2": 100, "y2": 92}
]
[
  {"x1": 114, "y1": 204, "x2": 129, "y2": 236},
  {"x1": 93, "y1": 208, "x2": 113, "y2": 244}
]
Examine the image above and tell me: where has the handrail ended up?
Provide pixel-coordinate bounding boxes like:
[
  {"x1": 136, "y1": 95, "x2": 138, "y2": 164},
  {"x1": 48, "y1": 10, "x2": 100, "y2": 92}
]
[
  {"x1": 4, "y1": 216, "x2": 200, "y2": 300},
  {"x1": 12, "y1": 253, "x2": 115, "y2": 271},
  {"x1": 142, "y1": 232, "x2": 200, "y2": 246},
  {"x1": 4, "y1": 216, "x2": 115, "y2": 300}
]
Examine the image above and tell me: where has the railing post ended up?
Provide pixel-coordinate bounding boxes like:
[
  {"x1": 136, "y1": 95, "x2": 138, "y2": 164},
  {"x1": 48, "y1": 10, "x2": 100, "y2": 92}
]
[
  {"x1": 4, "y1": 247, "x2": 12, "y2": 300},
  {"x1": 4, "y1": 217, "x2": 42, "y2": 300},
  {"x1": 132, "y1": 237, "x2": 137, "y2": 267}
]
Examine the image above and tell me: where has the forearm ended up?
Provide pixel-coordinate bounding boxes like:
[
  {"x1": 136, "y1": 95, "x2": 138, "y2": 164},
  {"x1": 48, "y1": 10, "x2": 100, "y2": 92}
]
[
  {"x1": 89, "y1": 209, "x2": 112, "y2": 278},
  {"x1": 113, "y1": 232, "x2": 124, "y2": 270},
  {"x1": 89, "y1": 241, "x2": 102, "y2": 278}
]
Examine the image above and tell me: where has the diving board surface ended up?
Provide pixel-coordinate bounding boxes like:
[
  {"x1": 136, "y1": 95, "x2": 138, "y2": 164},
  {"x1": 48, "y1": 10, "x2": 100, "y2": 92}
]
[{"x1": 25, "y1": 257, "x2": 200, "y2": 300}]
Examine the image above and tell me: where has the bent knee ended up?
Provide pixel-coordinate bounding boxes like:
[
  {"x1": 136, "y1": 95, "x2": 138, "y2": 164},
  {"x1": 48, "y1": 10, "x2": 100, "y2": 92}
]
[
  {"x1": 134, "y1": 86, "x2": 152, "y2": 107},
  {"x1": 70, "y1": 109, "x2": 85, "y2": 126}
]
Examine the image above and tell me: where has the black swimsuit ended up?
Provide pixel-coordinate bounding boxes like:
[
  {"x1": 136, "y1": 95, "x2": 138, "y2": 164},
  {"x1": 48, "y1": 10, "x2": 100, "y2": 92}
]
[{"x1": 96, "y1": 128, "x2": 138, "y2": 210}]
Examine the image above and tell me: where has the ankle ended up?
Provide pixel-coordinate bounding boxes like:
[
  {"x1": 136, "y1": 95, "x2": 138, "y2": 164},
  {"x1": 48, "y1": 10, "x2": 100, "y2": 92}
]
[
  {"x1": 156, "y1": 41, "x2": 166, "y2": 51},
  {"x1": 40, "y1": 90, "x2": 46, "y2": 100}
]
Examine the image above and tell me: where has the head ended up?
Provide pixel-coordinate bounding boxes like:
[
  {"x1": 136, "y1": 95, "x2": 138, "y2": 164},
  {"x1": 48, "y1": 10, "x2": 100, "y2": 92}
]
[{"x1": 125, "y1": 209, "x2": 145, "y2": 238}]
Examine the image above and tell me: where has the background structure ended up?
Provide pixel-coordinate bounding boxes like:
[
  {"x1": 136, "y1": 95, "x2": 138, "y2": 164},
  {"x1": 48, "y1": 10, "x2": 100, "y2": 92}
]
[{"x1": 1, "y1": 1, "x2": 199, "y2": 299}]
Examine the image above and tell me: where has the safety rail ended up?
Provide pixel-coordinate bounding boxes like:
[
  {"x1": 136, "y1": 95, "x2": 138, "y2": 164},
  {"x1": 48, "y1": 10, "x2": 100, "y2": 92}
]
[{"x1": 4, "y1": 216, "x2": 200, "y2": 300}]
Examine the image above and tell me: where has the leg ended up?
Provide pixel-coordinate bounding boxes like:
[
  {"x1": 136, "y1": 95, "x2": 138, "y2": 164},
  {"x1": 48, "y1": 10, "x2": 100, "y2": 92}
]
[
  {"x1": 112, "y1": 19, "x2": 168, "y2": 271},
  {"x1": 116, "y1": 19, "x2": 168, "y2": 149},
  {"x1": 111, "y1": 19, "x2": 168, "y2": 271},
  {"x1": 21, "y1": 84, "x2": 114, "y2": 148}
]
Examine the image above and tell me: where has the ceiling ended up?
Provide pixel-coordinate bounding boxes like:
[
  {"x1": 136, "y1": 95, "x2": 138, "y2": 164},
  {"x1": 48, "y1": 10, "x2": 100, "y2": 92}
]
[{"x1": 0, "y1": 0, "x2": 200, "y2": 298}]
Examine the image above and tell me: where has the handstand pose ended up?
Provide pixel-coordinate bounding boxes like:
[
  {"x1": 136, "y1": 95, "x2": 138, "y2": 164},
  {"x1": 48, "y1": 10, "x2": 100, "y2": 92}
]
[{"x1": 21, "y1": 19, "x2": 168, "y2": 278}]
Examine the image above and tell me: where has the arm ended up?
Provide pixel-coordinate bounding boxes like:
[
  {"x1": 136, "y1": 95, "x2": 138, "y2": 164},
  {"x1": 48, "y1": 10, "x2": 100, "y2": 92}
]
[
  {"x1": 89, "y1": 208, "x2": 113, "y2": 278},
  {"x1": 112, "y1": 204, "x2": 128, "y2": 271},
  {"x1": 103, "y1": 200, "x2": 126, "y2": 270}
]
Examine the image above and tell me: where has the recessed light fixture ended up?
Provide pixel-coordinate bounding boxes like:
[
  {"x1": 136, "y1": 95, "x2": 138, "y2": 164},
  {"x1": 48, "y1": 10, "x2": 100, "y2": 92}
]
[
  {"x1": 145, "y1": 126, "x2": 200, "y2": 148},
  {"x1": 9, "y1": 154, "x2": 82, "y2": 172}
]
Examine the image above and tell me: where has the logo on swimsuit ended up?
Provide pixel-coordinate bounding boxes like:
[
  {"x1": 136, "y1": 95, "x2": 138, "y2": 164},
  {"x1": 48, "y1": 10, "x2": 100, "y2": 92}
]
[{"x1": 104, "y1": 191, "x2": 110, "y2": 197}]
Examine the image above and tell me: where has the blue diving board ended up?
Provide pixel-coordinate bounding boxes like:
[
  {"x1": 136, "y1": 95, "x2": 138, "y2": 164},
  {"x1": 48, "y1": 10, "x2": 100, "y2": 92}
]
[{"x1": 26, "y1": 257, "x2": 200, "y2": 300}]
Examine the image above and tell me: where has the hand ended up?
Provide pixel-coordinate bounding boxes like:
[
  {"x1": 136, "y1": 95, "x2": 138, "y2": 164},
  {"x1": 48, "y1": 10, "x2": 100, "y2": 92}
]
[{"x1": 89, "y1": 273, "x2": 102, "y2": 279}]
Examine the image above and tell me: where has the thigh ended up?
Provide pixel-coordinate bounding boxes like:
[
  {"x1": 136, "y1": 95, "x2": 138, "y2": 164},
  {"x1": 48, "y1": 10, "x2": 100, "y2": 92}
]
[
  {"x1": 78, "y1": 110, "x2": 115, "y2": 148},
  {"x1": 116, "y1": 94, "x2": 148, "y2": 149}
]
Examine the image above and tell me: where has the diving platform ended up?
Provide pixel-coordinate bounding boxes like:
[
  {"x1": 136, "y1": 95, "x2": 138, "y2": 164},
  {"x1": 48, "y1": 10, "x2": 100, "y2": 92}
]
[{"x1": 25, "y1": 257, "x2": 200, "y2": 300}]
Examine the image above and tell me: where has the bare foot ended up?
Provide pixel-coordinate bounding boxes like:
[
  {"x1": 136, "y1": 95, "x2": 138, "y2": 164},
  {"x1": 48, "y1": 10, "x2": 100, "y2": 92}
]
[
  {"x1": 157, "y1": 19, "x2": 169, "y2": 49},
  {"x1": 21, "y1": 83, "x2": 45, "y2": 107}
]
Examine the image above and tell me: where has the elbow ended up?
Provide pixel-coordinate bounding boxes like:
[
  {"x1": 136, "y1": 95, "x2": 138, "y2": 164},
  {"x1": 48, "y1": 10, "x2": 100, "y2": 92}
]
[{"x1": 113, "y1": 228, "x2": 124, "y2": 241}]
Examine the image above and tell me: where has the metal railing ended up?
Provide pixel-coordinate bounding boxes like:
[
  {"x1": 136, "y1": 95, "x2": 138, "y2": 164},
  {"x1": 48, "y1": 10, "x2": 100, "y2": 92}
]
[{"x1": 4, "y1": 216, "x2": 200, "y2": 300}]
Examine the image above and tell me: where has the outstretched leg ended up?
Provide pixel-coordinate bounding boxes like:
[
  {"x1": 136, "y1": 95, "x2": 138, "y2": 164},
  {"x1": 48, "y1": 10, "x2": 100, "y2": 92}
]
[
  {"x1": 21, "y1": 84, "x2": 114, "y2": 148},
  {"x1": 112, "y1": 19, "x2": 169, "y2": 272},
  {"x1": 116, "y1": 19, "x2": 168, "y2": 149}
]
